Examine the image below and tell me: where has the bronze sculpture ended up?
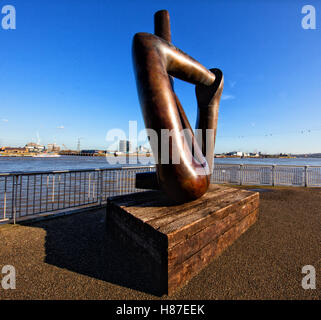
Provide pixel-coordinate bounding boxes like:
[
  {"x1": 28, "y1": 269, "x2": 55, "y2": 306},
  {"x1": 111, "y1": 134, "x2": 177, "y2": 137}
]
[{"x1": 133, "y1": 10, "x2": 224, "y2": 203}]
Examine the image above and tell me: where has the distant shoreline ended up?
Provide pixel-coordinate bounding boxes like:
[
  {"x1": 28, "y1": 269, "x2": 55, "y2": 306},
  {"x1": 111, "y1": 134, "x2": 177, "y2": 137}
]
[
  {"x1": 1, "y1": 153, "x2": 321, "y2": 159},
  {"x1": 0, "y1": 153, "x2": 151, "y2": 158}
]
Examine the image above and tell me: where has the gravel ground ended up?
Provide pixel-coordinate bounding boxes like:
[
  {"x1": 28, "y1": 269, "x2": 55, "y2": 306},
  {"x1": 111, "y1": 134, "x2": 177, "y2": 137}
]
[{"x1": 0, "y1": 186, "x2": 321, "y2": 300}]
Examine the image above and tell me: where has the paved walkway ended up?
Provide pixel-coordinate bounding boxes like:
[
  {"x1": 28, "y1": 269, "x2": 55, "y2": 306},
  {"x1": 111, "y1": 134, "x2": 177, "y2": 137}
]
[{"x1": 0, "y1": 186, "x2": 321, "y2": 299}]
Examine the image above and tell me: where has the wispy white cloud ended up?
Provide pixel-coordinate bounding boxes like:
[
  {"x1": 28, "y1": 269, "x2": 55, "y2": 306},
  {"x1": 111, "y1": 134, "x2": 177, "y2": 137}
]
[
  {"x1": 221, "y1": 94, "x2": 235, "y2": 101},
  {"x1": 57, "y1": 125, "x2": 65, "y2": 129},
  {"x1": 1, "y1": 119, "x2": 9, "y2": 122},
  {"x1": 229, "y1": 81, "x2": 236, "y2": 88}
]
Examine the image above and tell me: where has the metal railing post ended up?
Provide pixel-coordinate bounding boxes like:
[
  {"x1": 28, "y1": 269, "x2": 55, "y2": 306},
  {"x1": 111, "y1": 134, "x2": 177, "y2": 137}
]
[
  {"x1": 239, "y1": 164, "x2": 243, "y2": 185},
  {"x1": 88, "y1": 173, "x2": 91, "y2": 201},
  {"x1": 3, "y1": 177, "x2": 7, "y2": 221},
  {"x1": 4, "y1": 191, "x2": 6, "y2": 220},
  {"x1": 305, "y1": 166, "x2": 308, "y2": 187},
  {"x1": 52, "y1": 175, "x2": 55, "y2": 208},
  {"x1": 12, "y1": 175, "x2": 17, "y2": 224},
  {"x1": 99, "y1": 169, "x2": 103, "y2": 205},
  {"x1": 272, "y1": 165, "x2": 275, "y2": 186}
]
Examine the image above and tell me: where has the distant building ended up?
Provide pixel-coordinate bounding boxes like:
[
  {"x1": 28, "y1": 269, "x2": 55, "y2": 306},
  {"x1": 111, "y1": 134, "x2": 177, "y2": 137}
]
[
  {"x1": 47, "y1": 143, "x2": 61, "y2": 153},
  {"x1": 119, "y1": 140, "x2": 132, "y2": 153},
  {"x1": 1, "y1": 147, "x2": 27, "y2": 154},
  {"x1": 81, "y1": 150, "x2": 99, "y2": 155},
  {"x1": 226, "y1": 151, "x2": 243, "y2": 157},
  {"x1": 249, "y1": 152, "x2": 259, "y2": 157},
  {"x1": 25, "y1": 142, "x2": 45, "y2": 153}
]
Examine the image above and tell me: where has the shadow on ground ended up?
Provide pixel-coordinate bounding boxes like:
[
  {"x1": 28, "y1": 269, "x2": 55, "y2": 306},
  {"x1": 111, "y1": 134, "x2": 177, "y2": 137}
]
[{"x1": 32, "y1": 208, "x2": 164, "y2": 296}]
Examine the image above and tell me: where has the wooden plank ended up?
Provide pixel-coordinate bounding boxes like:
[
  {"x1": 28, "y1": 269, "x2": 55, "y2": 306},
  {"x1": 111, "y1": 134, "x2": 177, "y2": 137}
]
[
  {"x1": 109, "y1": 185, "x2": 223, "y2": 208},
  {"x1": 120, "y1": 185, "x2": 226, "y2": 216},
  {"x1": 149, "y1": 188, "x2": 253, "y2": 231},
  {"x1": 134, "y1": 186, "x2": 237, "y2": 223},
  {"x1": 164, "y1": 192, "x2": 259, "y2": 248},
  {"x1": 106, "y1": 216, "x2": 168, "y2": 295},
  {"x1": 107, "y1": 185, "x2": 232, "y2": 225},
  {"x1": 107, "y1": 202, "x2": 168, "y2": 261},
  {"x1": 168, "y1": 197, "x2": 259, "y2": 266},
  {"x1": 108, "y1": 190, "x2": 164, "y2": 207},
  {"x1": 167, "y1": 209, "x2": 258, "y2": 295}
]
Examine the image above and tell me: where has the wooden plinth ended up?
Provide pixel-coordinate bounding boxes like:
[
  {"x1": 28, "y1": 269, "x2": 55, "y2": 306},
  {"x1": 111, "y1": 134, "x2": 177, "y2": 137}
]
[{"x1": 106, "y1": 185, "x2": 259, "y2": 296}]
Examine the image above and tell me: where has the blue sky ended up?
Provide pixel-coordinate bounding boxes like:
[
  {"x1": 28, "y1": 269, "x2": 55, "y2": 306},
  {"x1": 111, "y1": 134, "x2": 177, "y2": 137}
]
[{"x1": 0, "y1": 0, "x2": 320, "y2": 154}]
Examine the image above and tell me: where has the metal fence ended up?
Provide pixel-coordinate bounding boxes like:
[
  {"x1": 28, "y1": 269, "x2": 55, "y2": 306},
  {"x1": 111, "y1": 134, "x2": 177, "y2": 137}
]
[
  {"x1": 0, "y1": 166, "x2": 155, "y2": 223},
  {"x1": 1, "y1": 164, "x2": 321, "y2": 223},
  {"x1": 212, "y1": 164, "x2": 321, "y2": 187}
]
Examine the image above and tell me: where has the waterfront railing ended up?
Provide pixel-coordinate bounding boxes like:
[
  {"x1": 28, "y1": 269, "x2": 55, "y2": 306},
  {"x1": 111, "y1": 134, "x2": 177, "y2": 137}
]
[{"x1": 1, "y1": 164, "x2": 321, "y2": 223}]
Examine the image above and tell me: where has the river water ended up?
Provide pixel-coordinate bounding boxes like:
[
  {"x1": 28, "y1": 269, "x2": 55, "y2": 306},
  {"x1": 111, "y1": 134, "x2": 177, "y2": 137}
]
[{"x1": 0, "y1": 155, "x2": 321, "y2": 173}]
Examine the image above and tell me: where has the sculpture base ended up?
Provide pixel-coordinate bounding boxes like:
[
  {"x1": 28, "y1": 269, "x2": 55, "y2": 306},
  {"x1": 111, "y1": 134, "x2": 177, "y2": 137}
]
[{"x1": 106, "y1": 185, "x2": 259, "y2": 296}]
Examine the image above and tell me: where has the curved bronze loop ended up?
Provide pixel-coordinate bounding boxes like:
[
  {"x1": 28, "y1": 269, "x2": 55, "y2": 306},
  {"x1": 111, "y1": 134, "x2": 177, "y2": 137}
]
[{"x1": 133, "y1": 11, "x2": 224, "y2": 203}]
